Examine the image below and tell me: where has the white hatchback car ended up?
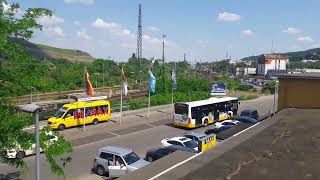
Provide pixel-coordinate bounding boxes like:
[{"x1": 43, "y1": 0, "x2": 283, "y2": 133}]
[
  {"x1": 214, "y1": 120, "x2": 240, "y2": 129},
  {"x1": 161, "y1": 137, "x2": 198, "y2": 152}
]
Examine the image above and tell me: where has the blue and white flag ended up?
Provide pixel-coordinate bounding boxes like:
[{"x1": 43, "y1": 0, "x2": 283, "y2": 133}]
[
  {"x1": 148, "y1": 70, "x2": 156, "y2": 94},
  {"x1": 171, "y1": 69, "x2": 177, "y2": 90}
]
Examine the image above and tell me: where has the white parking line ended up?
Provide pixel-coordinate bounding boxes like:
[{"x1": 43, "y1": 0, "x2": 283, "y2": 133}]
[
  {"x1": 145, "y1": 123, "x2": 157, "y2": 128},
  {"x1": 148, "y1": 122, "x2": 263, "y2": 179},
  {"x1": 232, "y1": 122, "x2": 261, "y2": 137},
  {"x1": 106, "y1": 131, "x2": 120, "y2": 136},
  {"x1": 148, "y1": 152, "x2": 203, "y2": 180}
]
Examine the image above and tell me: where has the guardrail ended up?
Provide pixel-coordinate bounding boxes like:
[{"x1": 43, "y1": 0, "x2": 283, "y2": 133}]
[{"x1": 12, "y1": 86, "x2": 123, "y2": 105}]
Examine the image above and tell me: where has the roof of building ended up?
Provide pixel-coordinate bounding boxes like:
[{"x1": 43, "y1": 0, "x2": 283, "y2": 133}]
[
  {"x1": 278, "y1": 72, "x2": 320, "y2": 80},
  {"x1": 260, "y1": 54, "x2": 288, "y2": 60},
  {"x1": 98, "y1": 146, "x2": 132, "y2": 156}
]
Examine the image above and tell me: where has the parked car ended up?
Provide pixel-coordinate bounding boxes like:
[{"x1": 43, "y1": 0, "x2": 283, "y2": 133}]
[
  {"x1": 93, "y1": 146, "x2": 149, "y2": 178},
  {"x1": 214, "y1": 120, "x2": 240, "y2": 129},
  {"x1": 240, "y1": 108, "x2": 259, "y2": 121},
  {"x1": 145, "y1": 145, "x2": 197, "y2": 162},
  {"x1": 234, "y1": 116, "x2": 258, "y2": 124},
  {"x1": 161, "y1": 137, "x2": 198, "y2": 151},
  {"x1": 5, "y1": 131, "x2": 58, "y2": 159},
  {"x1": 183, "y1": 132, "x2": 207, "y2": 142},
  {"x1": 216, "y1": 122, "x2": 251, "y2": 141},
  {"x1": 204, "y1": 125, "x2": 233, "y2": 135}
]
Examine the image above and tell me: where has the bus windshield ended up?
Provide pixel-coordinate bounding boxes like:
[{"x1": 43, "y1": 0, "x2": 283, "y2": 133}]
[
  {"x1": 54, "y1": 107, "x2": 67, "y2": 118},
  {"x1": 174, "y1": 104, "x2": 188, "y2": 115}
]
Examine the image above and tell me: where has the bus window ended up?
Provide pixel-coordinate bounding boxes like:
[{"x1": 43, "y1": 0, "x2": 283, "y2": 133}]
[
  {"x1": 175, "y1": 104, "x2": 188, "y2": 115},
  {"x1": 64, "y1": 109, "x2": 75, "y2": 118}
]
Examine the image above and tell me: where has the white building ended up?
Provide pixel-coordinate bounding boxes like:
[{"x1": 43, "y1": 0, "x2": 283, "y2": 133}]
[
  {"x1": 236, "y1": 67, "x2": 256, "y2": 76},
  {"x1": 257, "y1": 54, "x2": 288, "y2": 75}
]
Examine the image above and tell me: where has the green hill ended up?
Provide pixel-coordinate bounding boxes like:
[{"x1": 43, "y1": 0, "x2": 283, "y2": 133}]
[
  {"x1": 10, "y1": 38, "x2": 95, "y2": 62},
  {"x1": 241, "y1": 48, "x2": 320, "y2": 62}
]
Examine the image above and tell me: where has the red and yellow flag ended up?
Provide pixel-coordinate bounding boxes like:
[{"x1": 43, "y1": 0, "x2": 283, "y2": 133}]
[{"x1": 85, "y1": 68, "x2": 94, "y2": 96}]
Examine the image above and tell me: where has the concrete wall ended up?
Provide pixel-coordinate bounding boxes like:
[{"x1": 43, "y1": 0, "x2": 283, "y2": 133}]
[{"x1": 278, "y1": 78, "x2": 320, "y2": 111}]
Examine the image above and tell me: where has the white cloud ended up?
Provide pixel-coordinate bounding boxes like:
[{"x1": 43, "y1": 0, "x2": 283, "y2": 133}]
[
  {"x1": 147, "y1": 26, "x2": 160, "y2": 32},
  {"x1": 92, "y1": 18, "x2": 135, "y2": 39},
  {"x1": 217, "y1": 12, "x2": 241, "y2": 22},
  {"x1": 312, "y1": 44, "x2": 320, "y2": 48},
  {"x1": 64, "y1": 0, "x2": 95, "y2": 5},
  {"x1": 73, "y1": 20, "x2": 81, "y2": 25},
  {"x1": 196, "y1": 40, "x2": 209, "y2": 48},
  {"x1": 37, "y1": 15, "x2": 64, "y2": 25},
  {"x1": 297, "y1": 36, "x2": 314, "y2": 43},
  {"x1": 45, "y1": 27, "x2": 66, "y2": 37},
  {"x1": 77, "y1": 28, "x2": 91, "y2": 40},
  {"x1": 241, "y1": 29, "x2": 254, "y2": 36},
  {"x1": 283, "y1": 27, "x2": 301, "y2": 34}
]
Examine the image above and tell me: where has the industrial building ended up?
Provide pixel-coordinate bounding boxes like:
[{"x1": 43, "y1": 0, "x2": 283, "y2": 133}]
[
  {"x1": 257, "y1": 54, "x2": 288, "y2": 75},
  {"x1": 277, "y1": 73, "x2": 320, "y2": 111}
]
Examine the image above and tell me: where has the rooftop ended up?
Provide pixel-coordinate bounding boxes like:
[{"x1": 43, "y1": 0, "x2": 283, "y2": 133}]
[
  {"x1": 278, "y1": 72, "x2": 320, "y2": 80},
  {"x1": 260, "y1": 54, "x2": 288, "y2": 60}
]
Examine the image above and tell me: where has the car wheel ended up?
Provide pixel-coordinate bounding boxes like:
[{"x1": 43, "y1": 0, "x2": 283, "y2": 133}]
[
  {"x1": 16, "y1": 151, "x2": 26, "y2": 159},
  {"x1": 204, "y1": 119, "x2": 208, "y2": 127},
  {"x1": 58, "y1": 124, "x2": 65, "y2": 131},
  {"x1": 92, "y1": 119, "x2": 99, "y2": 125},
  {"x1": 96, "y1": 165, "x2": 105, "y2": 176},
  {"x1": 147, "y1": 156, "x2": 153, "y2": 162}
]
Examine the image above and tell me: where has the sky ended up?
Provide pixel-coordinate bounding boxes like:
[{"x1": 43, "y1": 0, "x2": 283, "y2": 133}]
[{"x1": 5, "y1": 0, "x2": 320, "y2": 62}]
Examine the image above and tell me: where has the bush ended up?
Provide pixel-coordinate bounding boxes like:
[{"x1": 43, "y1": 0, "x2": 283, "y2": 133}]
[
  {"x1": 236, "y1": 84, "x2": 254, "y2": 92},
  {"x1": 238, "y1": 95, "x2": 258, "y2": 101},
  {"x1": 262, "y1": 81, "x2": 276, "y2": 94}
]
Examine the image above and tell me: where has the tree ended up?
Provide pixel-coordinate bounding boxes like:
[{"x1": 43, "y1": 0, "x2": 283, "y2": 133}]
[{"x1": 0, "y1": 1, "x2": 72, "y2": 179}]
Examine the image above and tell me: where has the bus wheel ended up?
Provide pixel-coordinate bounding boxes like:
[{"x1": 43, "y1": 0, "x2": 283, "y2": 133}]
[
  {"x1": 58, "y1": 124, "x2": 65, "y2": 131},
  {"x1": 92, "y1": 119, "x2": 99, "y2": 125},
  {"x1": 204, "y1": 120, "x2": 208, "y2": 127},
  {"x1": 16, "y1": 151, "x2": 26, "y2": 159}
]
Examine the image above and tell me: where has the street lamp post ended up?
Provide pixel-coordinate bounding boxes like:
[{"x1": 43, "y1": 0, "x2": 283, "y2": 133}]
[
  {"x1": 19, "y1": 104, "x2": 42, "y2": 180},
  {"x1": 162, "y1": 35, "x2": 167, "y2": 92}
]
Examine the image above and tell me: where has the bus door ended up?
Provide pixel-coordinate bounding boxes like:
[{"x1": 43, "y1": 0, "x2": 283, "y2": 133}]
[
  {"x1": 232, "y1": 100, "x2": 239, "y2": 115},
  {"x1": 63, "y1": 109, "x2": 77, "y2": 127},
  {"x1": 191, "y1": 107, "x2": 202, "y2": 127}
]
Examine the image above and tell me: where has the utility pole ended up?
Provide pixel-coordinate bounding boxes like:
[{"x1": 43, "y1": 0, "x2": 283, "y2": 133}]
[
  {"x1": 162, "y1": 35, "x2": 167, "y2": 92},
  {"x1": 137, "y1": 4, "x2": 143, "y2": 88},
  {"x1": 102, "y1": 63, "x2": 105, "y2": 87}
]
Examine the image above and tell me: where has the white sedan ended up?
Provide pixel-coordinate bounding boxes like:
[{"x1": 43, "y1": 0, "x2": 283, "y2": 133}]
[
  {"x1": 214, "y1": 120, "x2": 240, "y2": 129},
  {"x1": 161, "y1": 136, "x2": 198, "y2": 152}
]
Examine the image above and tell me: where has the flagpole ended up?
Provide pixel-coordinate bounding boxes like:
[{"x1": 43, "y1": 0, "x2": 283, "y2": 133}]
[
  {"x1": 120, "y1": 84, "x2": 123, "y2": 124},
  {"x1": 148, "y1": 89, "x2": 150, "y2": 119},
  {"x1": 83, "y1": 67, "x2": 86, "y2": 131}
]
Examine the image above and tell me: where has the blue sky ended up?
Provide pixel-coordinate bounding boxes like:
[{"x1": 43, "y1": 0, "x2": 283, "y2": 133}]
[{"x1": 6, "y1": 0, "x2": 320, "y2": 62}]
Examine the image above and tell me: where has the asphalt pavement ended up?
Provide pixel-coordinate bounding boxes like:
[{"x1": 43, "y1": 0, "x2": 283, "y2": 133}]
[{"x1": 0, "y1": 95, "x2": 275, "y2": 180}]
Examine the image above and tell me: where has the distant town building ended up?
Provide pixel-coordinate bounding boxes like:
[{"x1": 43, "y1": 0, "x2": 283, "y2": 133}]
[
  {"x1": 235, "y1": 67, "x2": 256, "y2": 76},
  {"x1": 257, "y1": 54, "x2": 289, "y2": 75},
  {"x1": 301, "y1": 59, "x2": 319, "y2": 63}
]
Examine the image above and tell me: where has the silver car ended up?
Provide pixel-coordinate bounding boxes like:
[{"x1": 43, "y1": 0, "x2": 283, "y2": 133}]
[{"x1": 93, "y1": 146, "x2": 150, "y2": 178}]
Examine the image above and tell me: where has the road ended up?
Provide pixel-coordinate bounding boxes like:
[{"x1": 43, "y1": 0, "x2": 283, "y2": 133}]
[{"x1": 0, "y1": 95, "x2": 275, "y2": 180}]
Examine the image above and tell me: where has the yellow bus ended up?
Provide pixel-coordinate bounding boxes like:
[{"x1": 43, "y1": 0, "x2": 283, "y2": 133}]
[
  {"x1": 48, "y1": 97, "x2": 110, "y2": 130},
  {"x1": 173, "y1": 97, "x2": 239, "y2": 129}
]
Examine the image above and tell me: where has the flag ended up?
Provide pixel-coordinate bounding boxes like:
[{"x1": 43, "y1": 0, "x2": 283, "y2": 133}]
[
  {"x1": 121, "y1": 66, "x2": 128, "y2": 96},
  {"x1": 85, "y1": 68, "x2": 94, "y2": 96},
  {"x1": 171, "y1": 69, "x2": 177, "y2": 90},
  {"x1": 148, "y1": 70, "x2": 156, "y2": 94}
]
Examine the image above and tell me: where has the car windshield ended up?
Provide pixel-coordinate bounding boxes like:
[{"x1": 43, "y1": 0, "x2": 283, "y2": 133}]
[
  {"x1": 54, "y1": 107, "x2": 67, "y2": 118},
  {"x1": 183, "y1": 140, "x2": 198, "y2": 149},
  {"x1": 123, "y1": 152, "x2": 140, "y2": 165},
  {"x1": 240, "y1": 111, "x2": 251, "y2": 116}
]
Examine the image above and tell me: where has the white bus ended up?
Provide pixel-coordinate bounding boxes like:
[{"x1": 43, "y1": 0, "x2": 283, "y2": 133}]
[{"x1": 173, "y1": 97, "x2": 239, "y2": 128}]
